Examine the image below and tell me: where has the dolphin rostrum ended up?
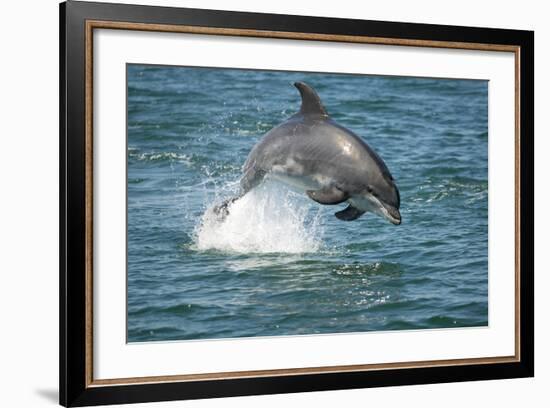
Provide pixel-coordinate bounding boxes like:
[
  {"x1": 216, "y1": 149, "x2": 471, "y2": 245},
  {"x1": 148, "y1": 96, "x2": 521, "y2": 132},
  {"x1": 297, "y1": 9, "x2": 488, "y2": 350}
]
[{"x1": 216, "y1": 81, "x2": 401, "y2": 224}]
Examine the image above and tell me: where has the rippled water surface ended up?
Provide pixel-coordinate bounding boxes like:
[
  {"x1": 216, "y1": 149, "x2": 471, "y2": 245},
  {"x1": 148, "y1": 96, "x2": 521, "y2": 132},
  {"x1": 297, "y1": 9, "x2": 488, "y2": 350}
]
[{"x1": 127, "y1": 65, "x2": 488, "y2": 342}]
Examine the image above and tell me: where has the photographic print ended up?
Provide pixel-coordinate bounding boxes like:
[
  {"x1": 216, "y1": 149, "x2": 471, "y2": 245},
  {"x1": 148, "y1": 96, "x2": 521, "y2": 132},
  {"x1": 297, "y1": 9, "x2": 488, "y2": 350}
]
[
  {"x1": 60, "y1": 4, "x2": 533, "y2": 405},
  {"x1": 126, "y1": 65, "x2": 489, "y2": 343}
]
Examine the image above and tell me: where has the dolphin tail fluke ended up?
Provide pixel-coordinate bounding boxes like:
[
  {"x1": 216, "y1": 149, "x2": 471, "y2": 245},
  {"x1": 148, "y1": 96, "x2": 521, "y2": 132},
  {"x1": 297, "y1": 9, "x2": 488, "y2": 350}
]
[
  {"x1": 212, "y1": 167, "x2": 265, "y2": 221},
  {"x1": 212, "y1": 195, "x2": 242, "y2": 220}
]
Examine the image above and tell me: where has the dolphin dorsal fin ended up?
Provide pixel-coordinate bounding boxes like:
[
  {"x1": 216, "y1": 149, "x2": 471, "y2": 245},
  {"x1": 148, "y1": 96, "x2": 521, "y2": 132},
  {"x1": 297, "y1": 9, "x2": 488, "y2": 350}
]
[{"x1": 294, "y1": 82, "x2": 329, "y2": 117}]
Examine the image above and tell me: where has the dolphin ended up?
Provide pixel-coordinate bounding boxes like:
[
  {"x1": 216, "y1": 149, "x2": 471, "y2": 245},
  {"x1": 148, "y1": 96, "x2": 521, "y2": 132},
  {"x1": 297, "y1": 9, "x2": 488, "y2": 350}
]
[{"x1": 216, "y1": 81, "x2": 401, "y2": 224}]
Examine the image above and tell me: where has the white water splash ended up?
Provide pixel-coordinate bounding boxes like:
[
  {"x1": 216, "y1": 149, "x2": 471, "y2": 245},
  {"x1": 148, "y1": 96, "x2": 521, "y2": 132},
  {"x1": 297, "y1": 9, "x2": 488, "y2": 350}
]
[{"x1": 193, "y1": 181, "x2": 323, "y2": 254}]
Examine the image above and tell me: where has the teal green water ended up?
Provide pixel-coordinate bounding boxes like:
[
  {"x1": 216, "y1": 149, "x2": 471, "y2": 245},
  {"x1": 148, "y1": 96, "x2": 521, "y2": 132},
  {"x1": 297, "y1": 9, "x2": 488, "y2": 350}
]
[{"x1": 127, "y1": 65, "x2": 488, "y2": 342}]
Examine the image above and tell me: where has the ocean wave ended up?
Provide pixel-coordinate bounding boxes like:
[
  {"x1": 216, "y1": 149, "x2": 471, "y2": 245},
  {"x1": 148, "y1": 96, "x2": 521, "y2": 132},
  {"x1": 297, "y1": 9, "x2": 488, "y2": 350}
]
[
  {"x1": 415, "y1": 176, "x2": 488, "y2": 204},
  {"x1": 332, "y1": 262, "x2": 401, "y2": 277},
  {"x1": 129, "y1": 151, "x2": 193, "y2": 164}
]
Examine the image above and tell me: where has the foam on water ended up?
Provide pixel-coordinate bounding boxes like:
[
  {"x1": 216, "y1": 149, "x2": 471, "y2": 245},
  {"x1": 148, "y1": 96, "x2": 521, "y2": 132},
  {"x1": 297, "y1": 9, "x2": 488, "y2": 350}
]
[{"x1": 193, "y1": 181, "x2": 323, "y2": 254}]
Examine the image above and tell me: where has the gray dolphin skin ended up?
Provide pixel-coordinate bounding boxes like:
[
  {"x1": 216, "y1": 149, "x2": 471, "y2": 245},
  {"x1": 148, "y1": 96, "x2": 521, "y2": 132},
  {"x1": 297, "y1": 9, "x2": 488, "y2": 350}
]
[{"x1": 218, "y1": 81, "x2": 401, "y2": 224}]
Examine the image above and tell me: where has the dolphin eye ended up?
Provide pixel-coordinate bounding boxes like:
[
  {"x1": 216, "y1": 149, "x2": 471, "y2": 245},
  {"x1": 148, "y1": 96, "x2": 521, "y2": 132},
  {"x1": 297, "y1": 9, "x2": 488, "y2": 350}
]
[{"x1": 367, "y1": 187, "x2": 379, "y2": 198}]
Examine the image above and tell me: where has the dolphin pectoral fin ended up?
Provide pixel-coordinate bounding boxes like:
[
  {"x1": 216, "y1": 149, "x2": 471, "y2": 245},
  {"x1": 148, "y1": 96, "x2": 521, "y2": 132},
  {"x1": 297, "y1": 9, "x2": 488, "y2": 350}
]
[
  {"x1": 306, "y1": 187, "x2": 349, "y2": 205},
  {"x1": 335, "y1": 205, "x2": 365, "y2": 221}
]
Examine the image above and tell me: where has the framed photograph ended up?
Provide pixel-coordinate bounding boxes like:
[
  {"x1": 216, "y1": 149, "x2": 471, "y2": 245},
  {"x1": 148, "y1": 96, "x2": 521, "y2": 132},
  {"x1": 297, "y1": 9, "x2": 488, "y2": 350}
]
[{"x1": 60, "y1": 1, "x2": 534, "y2": 406}]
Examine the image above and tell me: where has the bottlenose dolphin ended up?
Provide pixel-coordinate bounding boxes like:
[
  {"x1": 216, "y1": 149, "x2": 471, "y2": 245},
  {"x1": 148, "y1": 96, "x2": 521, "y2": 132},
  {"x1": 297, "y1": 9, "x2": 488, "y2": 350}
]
[{"x1": 217, "y1": 82, "x2": 401, "y2": 224}]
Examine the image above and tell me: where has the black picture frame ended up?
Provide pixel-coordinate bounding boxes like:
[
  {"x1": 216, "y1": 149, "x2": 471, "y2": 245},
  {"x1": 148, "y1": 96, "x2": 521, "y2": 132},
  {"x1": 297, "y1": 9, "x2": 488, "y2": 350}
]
[{"x1": 60, "y1": 1, "x2": 534, "y2": 406}]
